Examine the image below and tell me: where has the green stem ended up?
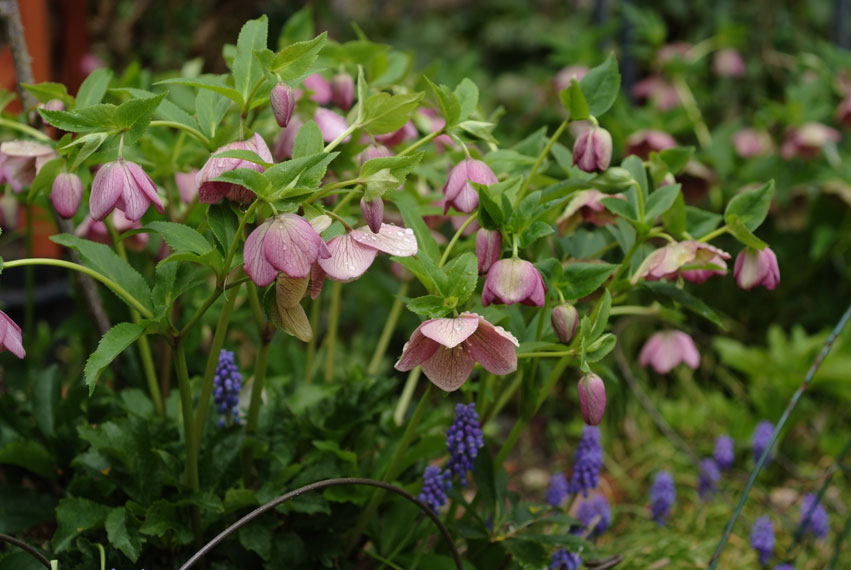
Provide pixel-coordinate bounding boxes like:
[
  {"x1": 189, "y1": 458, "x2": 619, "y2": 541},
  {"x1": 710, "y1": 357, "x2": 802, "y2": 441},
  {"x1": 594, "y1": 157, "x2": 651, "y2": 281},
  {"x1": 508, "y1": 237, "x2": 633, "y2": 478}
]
[
  {"x1": 438, "y1": 213, "x2": 477, "y2": 268},
  {"x1": 392, "y1": 367, "x2": 420, "y2": 426},
  {"x1": 368, "y1": 281, "x2": 409, "y2": 375},
  {"x1": 305, "y1": 295, "x2": 321, "y2": 383},
  {"x1": 149, "y1": 120, "x2": 211, "y2": 149},
  {"x1": 697, "y1": 224, "x2": 728, "y2": 243},
  {"x1": 332, "y1": 189, "x2": 358, "y2": 214},
  {"x1": 397, "y1": 129, "x2": 443, "y2": 157},
  {"x1": 672, "y1": 76, "x2": 712, "y2": 149},
  {"x1": 495, "y1": 357, "x2": 570, "y2": 465},
  {"x1": 634, "y1": 181, "x2": 646, "y2": 224},
  {"x1": 3, "y1": 258, "x2": 153, "y2": 318},
  {"x1": 24, "y1": 204, "x2": 33, "y2": 337},
  {"x1": 516, "y1": 350, "x2": 575, "y2": 358},
  {"x1": 0, "y1": 117, "x2": 50, "y2": 140},
  {"x1": 179, "y1": 288, "x2": 223, "y2": 339},
  {"x1": 609, "y1": 305, "x2": 660, "y2": 316},
  {"x1": 483, "y1": 369, "x2": 524, "y2": 426},
  {"x1": 174, "y1": 341, "x2": 202, "y2": 540},
  {"x1": 306, "y1": 178, "x2": 361, "y2": 205},
  {"x1": 516, "y1": 119, "x2": 568, "y2": 204},
  {"x1": 223, "y1": 201, "x2": 260, "y2": 279},
  {"x1": 246, "y1": 336, "x2": 271, "y2": 433},
  {"x1": 324, "y1": 122, "x2": 359, "y2": 153},
  {"x1": 828, "y1": 514, "x2": 851, "y2": 569},
  {"x1": 324, "y1": 281, "x2": 342, "y2": 382}
]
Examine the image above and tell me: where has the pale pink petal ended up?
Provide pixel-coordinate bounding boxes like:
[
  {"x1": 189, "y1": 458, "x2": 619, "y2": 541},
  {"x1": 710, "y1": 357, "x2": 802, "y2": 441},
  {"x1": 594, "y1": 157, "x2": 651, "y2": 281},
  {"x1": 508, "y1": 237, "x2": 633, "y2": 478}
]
[
  {"x1": 248, "y1": 132, "x2": 274, "y2": 164},
  {"x1": 263, "y1": 214, "x2": 322, "y2": 279},
  {"x1": 317, "y1": 233, "x2": 377, "y2": 282},
  {"x1": 243, "y1": 221, "x2": 278, "y2": 286},
  {"x1": 0, "y1": 311, "x2": 24, "y2": 359},
  {"x1": 466, "y1": 317, "x2": 518, "y2": 375},
  {"x1": 124, "y1": 160, "x2": 164, "y2": 216},
  {"x1": 675, "y1": 332, "x2": 700, "y2": 369},
  {"x1": 0, "y1": 140, "x2": 54, "y2": 158},
  {"x1": 308, "y1": 263, "x2": 325, "y2": 299},
  {"x1": 421, "y1": 345, "x2": 475, "y2": 392},
  {"x1": 395, "y1": 324, "x2": 440, "y2": 371},
  {"x1": 89, "y1": 161, "x2": 125, "y2": 221},
  {"x1": 420, "y1": 315, "x2": 479, "y2": 348},
  {"x1": 351, "y1": 224, "x2": 418, "y2": 257}
]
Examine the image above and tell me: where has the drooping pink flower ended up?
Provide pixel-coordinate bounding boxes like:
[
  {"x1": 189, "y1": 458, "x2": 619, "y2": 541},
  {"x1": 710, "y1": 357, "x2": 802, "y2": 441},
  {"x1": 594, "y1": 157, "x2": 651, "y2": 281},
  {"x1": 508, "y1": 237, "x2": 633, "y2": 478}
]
[
  {"x1": 270, "y1": 83, "x2": 295, "y2": 128},
  {"x1": 314, "y1": 108, "x2": 350, "y2": 143},
  {"x1": 331, "y1": 73, "x2": 355, "y2": 111},
  {"x1": 573, "y1": 126, "x2": 613, "y2": 173},
  {"x1": 360, "y1": 197, "x2": 384, "y2": 233},
  {"x1": 442, "y1": 158, "x2": 498, "y2": 214},
  {"x1": 657, "y1": 42, "x2": 692, "y2": 65},
  {"x1": 557, "y1": 190, "x2": 624, "y2": 233},
  {"x1": 303, "y1": 73, "x2": 332, "y2": 105},
  {"x1": 51, "y1": 172, "x2": 83, "y2": 218},
  {"x1": 734, "y1": 247, "x2": 780, "y2": 291},
  {"x1": 90, "y1": 159, "x2": 164, "y2": 221},
  {"x1": 316, "y1": 223, "x2": 418, "y2": 283},
  {"x1": 733, "y1": 128, "x2": 772, "y2": 158},
  {"x1": 631, "y1": 240, "x2": 730, "y2": 283},
  {"x1": 0, "y1": 140, "x2": 56, "y2": 192},
  {"x1": 475, "y1": 229, "x2": 502, "y2": 274},
  {"x1": 175, "y1": 170, "x2": 199, "y2": 203},
  {"x1": 357, "y1": 143, "x2": 393, "y2": 165},
  {"x1": 577, "y1": 372, "x2": 606, "y2": 425},
  {"x1": 482, "y1": 258, "x2": 546, "y2": 307},
  {"x1": 554, "y1": 65, "x2": 589, "y2": 93},
  {"x1": 625, "y1": 130, "x2": 677, "y2": 160},
  {"x1": 273, "y1": 114, "x2": 304, "y2": 161},
  {"x1": 76, "y1": 211, "x2": 150, "y2": 251},
  {"x1": 551, "y1": 303, "x2": 579, "y2": 344},
  {"x1": 395, "y1": 312, "x2": 519, "y2": 391},
  {"x1": 780, "y1": 123, "x2": 840, "y2": 160},
  {"x1": 197, "y1": 133, "x2": 273, "y2": 204},
  {"x1": 681, "y1": 255, "x2": 727, "y2": 284},
  {"x1": 631, "y1": 76, "x2": 680, "y2": 111},
  {"x1": 639, "y1": 331, "x2": 700, "y2": 374},
  {"x1": 0, "y1": 310, "x2": 25, "y2": 359},
  {"x1": 712, "y1": 48, "x2": 746, "y2": 78},
  {"x1": 243, "y1": 214, "x2": 331, "y2": 287},
  {"x1": 374, "y1": 121, "x2": 417, "y2": 147}
]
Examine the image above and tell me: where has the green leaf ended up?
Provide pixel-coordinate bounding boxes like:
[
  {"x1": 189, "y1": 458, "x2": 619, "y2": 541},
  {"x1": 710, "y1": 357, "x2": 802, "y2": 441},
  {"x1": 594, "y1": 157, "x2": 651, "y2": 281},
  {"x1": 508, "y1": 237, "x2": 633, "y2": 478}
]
[
  {"x1": 312, "y1": 440, "x2": 357, "y2": 465},
  {"x1": 362, "y1": 92, "x2": 424, "y2": 135},
  {"x1": 622, "y1": 154, "x2": 648, "y2": 196},
  {"x1": 234, "y1": 16, "x2": 269, "y2": 105},
  {"x1": 520, "y1": 221, "x2": 554, "y2": 247},
  {"x1": 727, "y1": 214, "x2": 768, "y2": 249},
  {"x1": 39, "y1": 103, "x2": 117, "y2": 132},
  {"x1": 213, "y1": 149, "x2": 272, "y2": 167},
  {"x1": 686, "y1": 206, "x2": 722, "y2": 238},
  {"x1": 265, "y1": 152, "x2": 338, "y2": 191},
  {"x1": 53, "y1": 497, "x2": 111, "y2": 552},
  {"x1": 476, "y1": 185, "x2": 504, "y2": 229},
  {"x1": 76, "y1": 68, "x2": 113, "y2": 107},
  {"x1": 207, "y1": 202, "x2": 239, "y2": 257},
  {"x1": 644, "y1": 183, "x2": 681, "y2": 223},
  {"x1": 0, "y1": 441, "x2": 55, "y2": 480},
  {"x1": 503, "y1": 538, "x2": 550, "y2": 569},
  {"x1": 559, "y1": 79, "x2": 590, "y2": 120},
  {"x1": 645, "y1": 281, "x2": 725, "y2": 328},
  {"x1": 50, "y1": 234, "x2": 153, "y2": 312},
  {"x1": 507, "y1": 191, "x2": 544, "y2": 233},
  {"x1": 579, "y1": 53, "x2": 621, "y2": 117},
  {"x1": 395, "y1": 192, "x2": 441, "y2": 262},
  {"x1": 144, "y1": 221, "x2": 214, "y2": 256},
  {"x1": 293, "y1": 120, "x2": 324, "y2": 158},
  {"x1": 105, "y1": 508, "x2": 144, "y2": 562},
  {"x1": 0, "y1": 482, "x2": 57, "y2": 534},
  {"x1": 601, "y1": 195, "x2": 638, "y2": 222},
  {"x1": 589, "y1": 288, "x2": 612, "y2": 341},
  {"x1": 406, "y1": 295, "x2": 450, "y2": 318},
  {"x1": 195, "y1": 88, "x2": 231, "y2": 140},
  {"x1": 279, "y1": 6, "x2": 314, "y2": 47},
  {"x1": 83, "y1": 323, "x2": 145, "y2": 394},
  {"x1": 271, "y1": 33, "x2": 328, "y2": 82},
  {"x1": 444, "y1": 252, "x2": 478, "y2": 304},
  {"x1": 139, "y1": 500, "x2": 194, "y2": 545},
  {"x1": 454, "y1": 77, "x2": 479, "y2": 122},
  {"x1": 22, "y1": 81, "x2": 70, "y2": 104},
  {"x1": 585, "y1": 332, "x2": 616, "y2": 362},
  {"x1": 458, "y1": 119, "x2": 498, "y2": 144},
  {"x1": 559, "y1": 262, "x2": 617, "y2": 300},
  {"x1": 213, "y1": 168, "x2": 272, "y2": 198},
  {"x1": 659, "y1": 146, "x2": 694, "y2": 174},
  {"x1": 423, "y1": 76, "x2": 461, "y2": 126},
  {"x1": 114, "y1": 92, "x2": 167, "y2": 145},
  {"x1": 157, "y1": 75, "x2": 243, "y2": 107},
  {"x1": 724, "y1": 180, "x2": 775, "y2": 231},
  {"x1": 360, "y1": 153, "x2": 423, "y2": 200},
  {"x1": 27, "y1": 157, "x2": 64, "y2": 202},
  {"x1": 662, "y1": 190, "x2": 687, "y2": 238}
]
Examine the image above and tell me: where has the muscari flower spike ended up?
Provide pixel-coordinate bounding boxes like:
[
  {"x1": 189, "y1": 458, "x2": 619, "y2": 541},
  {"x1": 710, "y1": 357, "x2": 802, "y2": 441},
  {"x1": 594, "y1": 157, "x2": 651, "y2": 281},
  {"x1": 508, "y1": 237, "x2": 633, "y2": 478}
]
[
  {"x1": 650, "y1": 470, "x2": 675, "y2": 524},
  {"x1": 418, "y1": 465, "x2": 451, "y2": 513},
  {"x1": 799, "y1": 493, "x2": 829, "y2": 540},
  {"x1": 576, "y1": 494, "x2": 611, "y2": 537},
  {"x1": 569, "y1": 425, "x2": 603, "y2": 496},
  {"x1": 698, "y1": 458, "x2": 720, "y2": 500},
  {"x1": 446, "y1": 403, "x2": 484, "y2": 487},
  {"x1": 546, "y1": 473, "x2": 569, "y2": 507},
  {"x1": 753, "y1": 420, "x2": 774, "y2": 465},
  {"x1": 548, "y1": 549, "x2": 581, "y2": 570},
  {"x1": 213, "y1": 349, "x2": 242, "y2": 427},
  {"x1": 751, "y1": 515, "x2": 775, "y2": 565},
  {"x1": 714, "y1": 434, "x2": 735, "y2": 471}
]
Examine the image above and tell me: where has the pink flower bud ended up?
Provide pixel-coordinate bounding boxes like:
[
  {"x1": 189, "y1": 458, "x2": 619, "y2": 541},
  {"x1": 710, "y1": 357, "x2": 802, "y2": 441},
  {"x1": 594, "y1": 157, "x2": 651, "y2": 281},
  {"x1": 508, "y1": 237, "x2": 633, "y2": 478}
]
[
  {"x1": 712, "y1": 48, "x2": 746, "y2": 78},
  {"x1": 551, "y1": 304, "x2": 579, "y2": 344},
  {"x1": 375, "y1": 121, "x2": 417, "y2": 147},
  {"x1": 631, "y1": 76, "x2": 679, "y2": 111},
  {"x1": 270, "y1": 83, "x2": 295, "y2": 128},
  {"x1": 577, "y1": 373, "x2": 606, "y2": 425},
  {"x1": 639, "y1": 331, "x2": 700, "y2": 374},
  {"x1": 442, "y1": 158, "x2": 498, "y2": 214},
  {"x1": 303, "y1": 73, "x2": 332, "y2": 105},
  {"x1": 90, "y1": 159, "x2": 164, "y2": 221},
  {"x1": 624, "y1": 130, "x2": 677, "y2": 160},
  {"x1": 51, "y1": 172, "x2": 83, "y2": 218},
  {"x1": 554, "y1": 65, "x2": 589, "y2": 93},
  {"x1": 573, "y1": 126, "x2": 613, "y2": 173},
  {"x1": 40, "y1": 98, "x2": 65, "y2": 112},
  {"x1": 314, "y1": 108, "x2": 350, "y2": 143},
  {"x1": 475, "y1": 229, "x2": 502, "y2": 274},
  {"x1": 0, "y1": 310, "x2": 25, "y2": 359},
  {"x1": 734, "y1": 247, "x2": 780, "y2": 291},
  {"x1": 358, "y1": 143, "x2": 393, "y2": 166},
  {"x1": 732, "y1": 128, "x2": 772, "y2": 158},
  {"x1": 331, "y1": 73, "x2": 355, "y2": 111},
  {"x1": 360, "y1": 196, "x2": 384, "y2": 233},
  {"x1": 482, "y1": 258, "x2": 546, "y2": 307}
]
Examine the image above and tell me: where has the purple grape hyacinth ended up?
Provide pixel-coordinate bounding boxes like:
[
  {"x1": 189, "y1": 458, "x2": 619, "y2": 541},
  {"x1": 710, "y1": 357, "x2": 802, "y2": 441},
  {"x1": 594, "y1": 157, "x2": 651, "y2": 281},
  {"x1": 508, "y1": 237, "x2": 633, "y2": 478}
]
[
  {"x1": 650, "y1": 471, "x2": 675, "y2": 524},
  {"x1": 799, "y1": 493, "x2": 829, "y2": 539},
  {"x1": 698, "y1": 458, "x2": 721, "y2": 500},
  {"x1": 419, "y1": 465, "x2": 451, "y2": 512},
  {"x1": 576, "y1": 494, "x2": 611, "y2": 537},
  {"x1": 751, "y1": 515, "x2": 775, "y2": 565},
  {"x1": 774, "y1": 564, "x2": 794, "y2": 570},
  {"x1": 446, "y1": 403, "x2": 485, "y2": 486},
  {"x1": 546, "y1": 473, "x2": 569, "y2": 507},
  {"x1": 213, "y1": 349, "x2": 242, "y2": 427},
  {"x1": 569, "y1": 426, "x2": 603, "y2": 497},
  {"x1": 714, "y1": 434, "x2": 735, "y2": 471},
  {"x1": 753, "y1": 420, "x2": 774, "y2": 465},
  {"x1": 549, "y1": 549, "x2": 581, "y2": 570}
]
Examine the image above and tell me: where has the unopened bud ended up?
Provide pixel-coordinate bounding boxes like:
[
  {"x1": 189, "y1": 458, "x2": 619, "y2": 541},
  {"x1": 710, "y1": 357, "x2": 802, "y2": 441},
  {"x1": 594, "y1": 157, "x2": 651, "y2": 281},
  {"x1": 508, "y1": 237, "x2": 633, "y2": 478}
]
[
  {"x1": 551, "y1": 303, "x2": 579, "y2": 344},
  {"x1": 51, "y1": 172, "x2": 83, "y2": 218},
  {"x1": 577, "y1": 372, "x2": 606, "y2": 426},
  {"x1": 475, "y1": 229, "x2": 501, "y2": 274},
  {"x1": 41, "y1": 98, "x2": 65, "y2": 112},
  {"x1": 360, "y1": 196, "x2": 384, "y2": 234},
  {"x1": 573, "y1": 126, "x2": 613, "y2": 173},
  {"x1": 270, "y1": 83, "x2": 295, "y2": 128},
  {"x1": 331, "y1": 73, "x2": 355, "y2": 111}
]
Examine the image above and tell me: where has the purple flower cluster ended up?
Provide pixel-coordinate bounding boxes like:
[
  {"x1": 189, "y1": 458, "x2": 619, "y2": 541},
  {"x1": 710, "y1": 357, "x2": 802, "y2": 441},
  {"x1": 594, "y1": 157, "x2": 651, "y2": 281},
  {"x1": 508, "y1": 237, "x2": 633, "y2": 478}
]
[
  {"x1": 548, "y1": 549, "x2": 581, "y2": 570},
  {"x1": 213, "y1": 349, "x2": 242, "y2": 427},
  {"x1": 546, "y1": 473, "x2": 569, "y2": 507},
  {"x1": 576, "y1": 495, "x2": 611, "y2": 537},
  {"x1": 650, "y1": 471, "x2": 675, "y2": 524},
  {"x1": 419, "y1": 465, "x2": 451, "y2": 512},
  {"x1": 714, "y1": 434, "x2": 735, "y2": 470},
  {"x1": 698, "y1": 458, "x2": 721, "y2": 500},
  {"x1": 569, "y1": 426, "x2": 603, "y2": 496},
  {"x1": 753, "y1": 420, "x2": 774, "y2": 464},
  {"x1": 799, "y1": 493, "x2": 829, "y2": 539},
  {"x1": 446, "y1": 403, "x2": 484, "y2": 486},
  {"x1": 751, "y1": 515, "x2": 775, "y2": 565},
  {"x1": 774, "y1": 564, "x2": 794, "y2": 570}
]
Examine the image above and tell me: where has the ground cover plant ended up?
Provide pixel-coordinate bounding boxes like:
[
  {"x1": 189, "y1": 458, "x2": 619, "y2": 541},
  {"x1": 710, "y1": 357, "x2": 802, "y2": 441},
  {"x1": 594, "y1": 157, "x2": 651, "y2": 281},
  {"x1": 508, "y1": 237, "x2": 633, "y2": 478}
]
[{"x1": 0, "y1": 3, "x2": 849, "y2": 569}]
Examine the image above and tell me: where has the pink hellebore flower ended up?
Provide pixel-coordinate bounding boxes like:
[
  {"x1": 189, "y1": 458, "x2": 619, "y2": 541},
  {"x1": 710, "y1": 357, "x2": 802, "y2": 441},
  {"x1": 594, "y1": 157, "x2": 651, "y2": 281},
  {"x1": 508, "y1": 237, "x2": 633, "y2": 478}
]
[
  {"x1": 631, "y1": 76, "x2": 680, "y2": 111},
  {"x1": 51, "y1": 172, "x2": 84, "y2": 218},
  {"x1": 624, "y1": 130, "x2": 677, "y2": 160},
  {"x1": 303, "y1": 73, "x2": 332, "y2": 105},
  {"x1": 639, "y1": 331, "x2": 700, "y2": 374},
  {"x1": 331, "y1": 73, "x2": 355, "y2": 111},
  {"x1": 712, "y1": 48, "x2": 746, "y2": 78},
  {"x1": 358, "y1": 143, "x2": 393, "y2": 165},
  {"x1": 557, "y1": 190, "x2": 624, "y2": 233},
  {"x1": 733, "y1": 128, "x2": 772, "y2": 158},
  {"x1": 442, "y1": 158, "x2": 498, "y2": 214},
  {"x1": 76, "y1": 211, "x2": 150, "y2": 251},
  {"x1": 314, "y1": 108, "x2": 350, "y2": 143},
  {"x1": 475, "y1": 229, "x2": 502, "y2": 274},
  {"x1": 360, "y1": 197, "x2": 384, "y2": 233},
  {"x1": 273, "y1": 115, "x2": 304, "y2": 161},
  {"x1": 0, "y1": 140, "x2": 56, "y2": 192},
  {"x1": 395, "y1": 312, "x2": 519, "y2": 391},
  {"x1": 554, "y1": 65, "x2": 589, "y2": 93},
  {"x1": 631, "y1": 240, "x2": 730, "y2": 284},
  {"x1": 0, "y1": 310, "x2": 25, "y2": 359},
  {"x1": 197, "y1": 133, "x2": 273, "y2": 204},
  {"x1": 175, "y1": 170, "x2": 199, "y2": 204},
  {"x1": 780, "y1": 123, "x2": 840, "y2": 160},
  {"x1": 577, "y1": 372, "x2": 606, "y2": 425},
  {"x1": 90, "y1": 159, "x2": 164, "y2": 221},
  {"x1": 243, "y1": 214, "x2": 331, "y2": 287},
  {"x1": 680, "y1": 255, "x2": 727, "y2": 284},
  {"x1": 270, "y1": 83, "x2": 296, "y2": 128},
  {"x1": 317, "y1": 224, "x2": 418, "y2": 282},
  {"x1": 734, "y1": 247, "x2": 780, "y2": 291},
  {"x1": 482, "y1": 258, "x2": 546, "y2": 307},
  {"x1": 573, "y1": 126, "x2": 613, "y2": 173},
  {"x1": 374, "y1": 121, "x2": 417, "y2": 148}
]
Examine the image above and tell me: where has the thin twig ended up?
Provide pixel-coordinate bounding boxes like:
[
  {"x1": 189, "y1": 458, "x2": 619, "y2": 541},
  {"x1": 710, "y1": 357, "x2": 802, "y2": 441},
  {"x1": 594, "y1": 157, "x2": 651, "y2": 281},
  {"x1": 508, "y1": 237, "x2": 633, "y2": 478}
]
[
  {"x1": 0, "y1": 0, "x2": 38, "y2": 115},
  {"x1": 0, "y1": 533, "x2": 51, "y2": 568},
  {"x1": 178, "y1": 477, "x2": 463, "y2": 570}
]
